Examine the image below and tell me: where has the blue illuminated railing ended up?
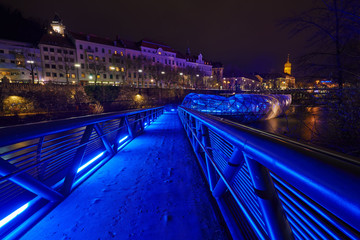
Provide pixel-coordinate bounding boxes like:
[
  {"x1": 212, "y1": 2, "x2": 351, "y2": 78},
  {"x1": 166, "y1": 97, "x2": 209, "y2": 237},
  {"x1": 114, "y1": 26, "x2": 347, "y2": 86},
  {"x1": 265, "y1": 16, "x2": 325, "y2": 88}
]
[
  {"x1": 0, "y1": 106, "x2": 163, "y2": 239},
  {"x1": 178, "y1": 106, "x2": 360, "y2": 240}
]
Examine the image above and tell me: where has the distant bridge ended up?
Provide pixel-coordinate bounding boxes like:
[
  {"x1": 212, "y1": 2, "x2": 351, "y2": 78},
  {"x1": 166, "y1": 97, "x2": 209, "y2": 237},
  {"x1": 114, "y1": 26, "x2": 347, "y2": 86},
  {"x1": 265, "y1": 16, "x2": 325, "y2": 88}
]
[{"x1": 0, "y1": 106, "x2": 359, "y2": 239}]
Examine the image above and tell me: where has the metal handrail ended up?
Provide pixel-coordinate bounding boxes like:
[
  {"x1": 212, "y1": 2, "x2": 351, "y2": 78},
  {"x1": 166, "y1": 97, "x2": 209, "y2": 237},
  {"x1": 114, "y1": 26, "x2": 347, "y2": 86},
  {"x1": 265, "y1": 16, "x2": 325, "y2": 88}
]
[
  {"x1": 0, "y1": 107, "x2": 164, "y2": 148},
  {"x1": 0, "y1": 106, "x2": 164, "y2": 239},
  {"x1": 178, "y1": 106, "x2": 360, "y2": 240}
]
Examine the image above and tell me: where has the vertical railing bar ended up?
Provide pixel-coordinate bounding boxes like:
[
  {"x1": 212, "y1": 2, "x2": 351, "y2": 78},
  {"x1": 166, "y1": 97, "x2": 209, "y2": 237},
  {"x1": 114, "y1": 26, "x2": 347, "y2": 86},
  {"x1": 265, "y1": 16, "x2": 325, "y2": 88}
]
[
  {"x1": 62, "y1": 124, "x2": 94, "y2": 195},
  {"x1": 94, "y1": 123, "x2": 115, "y2": 155},
  {"x1": 246, "y1": 156, "x2": 294, "y2": 240},
  {"x1": 212, "y1": 148, "x2": 244, "y2": 198}
]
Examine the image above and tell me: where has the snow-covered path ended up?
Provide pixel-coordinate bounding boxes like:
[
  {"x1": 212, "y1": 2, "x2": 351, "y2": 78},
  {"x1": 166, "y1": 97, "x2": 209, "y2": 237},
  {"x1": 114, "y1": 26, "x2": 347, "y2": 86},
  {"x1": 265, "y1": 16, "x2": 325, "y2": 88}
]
[{"x1": 22, "y1": 111, "x2": 228, "y2": 240}]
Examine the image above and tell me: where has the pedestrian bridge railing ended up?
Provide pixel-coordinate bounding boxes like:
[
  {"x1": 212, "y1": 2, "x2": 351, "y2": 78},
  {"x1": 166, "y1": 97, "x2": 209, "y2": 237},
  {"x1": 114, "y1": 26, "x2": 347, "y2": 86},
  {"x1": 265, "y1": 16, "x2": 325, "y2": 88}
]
[
  {"x1": 178, "y1": 106, "x2": 360, "y2": 240},
  {"x1": 0, "y1": 106, "x2": 163, "y2": 239}
]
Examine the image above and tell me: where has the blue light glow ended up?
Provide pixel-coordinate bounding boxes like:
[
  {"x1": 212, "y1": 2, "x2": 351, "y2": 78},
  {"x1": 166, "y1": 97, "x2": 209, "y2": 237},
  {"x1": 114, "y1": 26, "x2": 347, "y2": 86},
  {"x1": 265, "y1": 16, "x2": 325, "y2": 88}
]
[
  {"x1": 117, "y1": 140, "x2": 130, "y2": 151},
  {"x1": 118, "y1": 135, "x2": 129, "y2": 143},
  {"x1": 0, "y1": 203, "x2": 29, "y2": 228},
  {"x1": 77, "y1": 152, "x2": 105, "y2": 173}
]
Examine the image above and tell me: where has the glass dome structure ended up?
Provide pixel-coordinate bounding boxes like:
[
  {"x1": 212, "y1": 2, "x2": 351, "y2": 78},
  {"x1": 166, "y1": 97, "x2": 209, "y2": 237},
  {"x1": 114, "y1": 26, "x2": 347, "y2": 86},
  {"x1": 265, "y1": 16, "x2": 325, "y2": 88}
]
[{"x1": 181, "y1": 93, "x2": 291, "y2": 122}]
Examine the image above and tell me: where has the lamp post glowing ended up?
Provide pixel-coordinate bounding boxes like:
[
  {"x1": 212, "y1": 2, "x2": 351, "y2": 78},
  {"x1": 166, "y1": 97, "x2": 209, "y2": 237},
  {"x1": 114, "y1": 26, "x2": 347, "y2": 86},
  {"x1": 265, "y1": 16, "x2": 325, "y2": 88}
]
[
  {"x1": 138, "y1": 69, "x2": 143, "y2": 88},
  {"x1": 74, "y1": 63, "x2": 81, "y2": 84},
  {"x1": 26, "y1": 60, "x2": 36, "y2": 84}
]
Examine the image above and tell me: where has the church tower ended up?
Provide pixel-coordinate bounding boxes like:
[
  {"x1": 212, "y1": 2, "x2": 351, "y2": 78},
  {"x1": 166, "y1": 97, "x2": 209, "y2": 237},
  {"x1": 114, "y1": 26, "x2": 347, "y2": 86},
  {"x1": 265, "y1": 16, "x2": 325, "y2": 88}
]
[
  {"x1": 50, "y1": 14, "x2": 66, "y2": 36},
  {"x1": 284, "y1": 54, "x2": 291, "y2": 75}
]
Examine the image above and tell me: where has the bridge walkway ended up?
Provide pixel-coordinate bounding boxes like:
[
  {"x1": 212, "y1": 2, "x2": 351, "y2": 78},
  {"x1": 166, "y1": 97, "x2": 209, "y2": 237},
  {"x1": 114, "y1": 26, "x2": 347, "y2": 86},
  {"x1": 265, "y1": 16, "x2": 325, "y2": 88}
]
[{"x1": 21, "y1": 111, "x2": 227, "y2": 240}]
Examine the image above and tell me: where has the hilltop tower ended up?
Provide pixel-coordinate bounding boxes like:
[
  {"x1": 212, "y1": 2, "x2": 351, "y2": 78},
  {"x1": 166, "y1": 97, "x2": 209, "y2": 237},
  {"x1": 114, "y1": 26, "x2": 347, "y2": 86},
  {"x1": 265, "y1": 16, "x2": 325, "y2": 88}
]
[
  {"x1": 284, "y1": 54, "x2": 291, "y2": 75},
  {"x1": 50, "y1": 14, "x2": 66, "y2": 36}
]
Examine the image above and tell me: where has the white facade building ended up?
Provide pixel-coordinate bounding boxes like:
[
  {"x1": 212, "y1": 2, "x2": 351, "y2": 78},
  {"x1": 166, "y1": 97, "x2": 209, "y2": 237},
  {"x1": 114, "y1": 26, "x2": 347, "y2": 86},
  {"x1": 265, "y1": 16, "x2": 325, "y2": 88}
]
[{"x1": 0, "y1": 39, "x2": 42, "y2": 83}]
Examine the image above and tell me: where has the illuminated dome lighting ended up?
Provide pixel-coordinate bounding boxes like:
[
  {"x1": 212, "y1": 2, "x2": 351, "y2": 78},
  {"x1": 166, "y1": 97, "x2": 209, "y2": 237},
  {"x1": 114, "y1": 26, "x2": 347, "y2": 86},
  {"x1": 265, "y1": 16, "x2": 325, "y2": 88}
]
[{"x1": 181, "y1": 93, "x2": 292, "y2": 122}]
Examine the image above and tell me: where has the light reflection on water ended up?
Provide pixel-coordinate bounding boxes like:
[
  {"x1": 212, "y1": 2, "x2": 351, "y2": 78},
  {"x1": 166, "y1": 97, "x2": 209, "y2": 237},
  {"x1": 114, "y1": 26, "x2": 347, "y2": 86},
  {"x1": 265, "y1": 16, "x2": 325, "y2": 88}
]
[{"x1": 244, "y1": 105, "x2": 360, "y2": 157}]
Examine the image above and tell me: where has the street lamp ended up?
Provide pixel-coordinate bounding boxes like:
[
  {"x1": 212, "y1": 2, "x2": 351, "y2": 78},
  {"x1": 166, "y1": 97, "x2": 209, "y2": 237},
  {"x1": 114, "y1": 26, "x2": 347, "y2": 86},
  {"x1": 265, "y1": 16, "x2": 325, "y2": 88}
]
[
  {"x1": 138, "y1": 69, "x2": 143, "y2": 88},
  {"x1": 26, "y1": 60, "x2": 35, "y2": 84},
  {"x1": 74, "y1": 63, "x2": 81, "y2": 84}
]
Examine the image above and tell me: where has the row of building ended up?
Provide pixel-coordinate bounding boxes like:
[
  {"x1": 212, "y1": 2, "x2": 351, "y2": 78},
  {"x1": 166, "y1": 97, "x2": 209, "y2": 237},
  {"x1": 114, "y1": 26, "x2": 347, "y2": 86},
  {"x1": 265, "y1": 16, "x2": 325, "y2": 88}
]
[
  {"x1": 0, "y1": 15, "x2": 219, "y2": 88},
  {"x1": 0, "y1": 15, "x2": 296, "y2": 89}
]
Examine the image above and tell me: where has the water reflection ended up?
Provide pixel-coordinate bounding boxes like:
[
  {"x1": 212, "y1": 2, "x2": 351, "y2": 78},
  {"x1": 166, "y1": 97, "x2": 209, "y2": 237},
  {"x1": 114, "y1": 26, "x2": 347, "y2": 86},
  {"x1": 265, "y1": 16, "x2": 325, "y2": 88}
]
[{"x1": 243, "y1": 106, "x2": 360, "y2": 157}]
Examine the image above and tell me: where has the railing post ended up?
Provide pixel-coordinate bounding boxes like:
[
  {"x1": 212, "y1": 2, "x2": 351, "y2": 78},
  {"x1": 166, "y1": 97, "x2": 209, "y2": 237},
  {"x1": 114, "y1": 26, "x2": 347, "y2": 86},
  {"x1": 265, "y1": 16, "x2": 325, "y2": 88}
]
[
  {"x1": 94, "y1": 123, "x2": 115, "y2": 155},
  {"x1": 62, "y1": 124, "x2": 94, "y2": 195},
  {"x1": 212, "y1": 148, "x2": 244, "y2": 198},
  {"x1": 246, "y1": 157, "x2": 293, "y2": 240},
  {"x1": 0, "y1": 157, "x2": 63, "y2": 202},
  {"x1": 125, "y1": 116, "x2": 134, "y2": 139},
  {"x1": 200, "y1": 124, "x2": 217, "y2": 191}
]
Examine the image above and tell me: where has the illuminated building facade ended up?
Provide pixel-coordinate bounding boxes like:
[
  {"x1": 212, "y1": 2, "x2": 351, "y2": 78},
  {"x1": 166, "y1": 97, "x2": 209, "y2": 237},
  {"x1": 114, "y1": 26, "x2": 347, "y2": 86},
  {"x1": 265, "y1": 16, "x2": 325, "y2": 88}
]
[
  {"x1": 284, "y1": 54, "x2": 291, "y2": 75},
  {"x1": 0, "y1": 39, "x2": 42, "y2": 83}
]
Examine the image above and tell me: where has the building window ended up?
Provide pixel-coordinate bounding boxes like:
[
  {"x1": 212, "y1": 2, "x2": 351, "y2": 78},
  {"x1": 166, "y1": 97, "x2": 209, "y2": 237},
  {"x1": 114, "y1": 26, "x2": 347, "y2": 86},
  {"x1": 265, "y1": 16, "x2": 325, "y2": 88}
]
[
  {"x1": 132, "y1": 55, "x2": 136, "y2": 60},
  {"x1": 66, "y1": 73, "x2": 70, "y2": 78},
  {"x1": 110, "y1": 74, "x2": 113, "y2": 79},
  {"x1": 46, "y1": 72, "x2": 51, "y2": 76},
  {"x1": 45, "y1": 64, "x2": 50, "y2": 68},
  {"x1": 109, "y1": 58, "x2": 112, "y2": 62},
  {"x1": 102, "y1": 57, "x2": 105, "y2": 62},
  {"x1": 88, "y1": 55, "x2": 93, "y2": 60},
  {"x1": 114, "y1": 50, "x2": 117, "y2": 54},
  {"x1": 81, "y1": 63, "x2": 84, "y2": 69},
  {"x1": 51, "y1": 56, "x2": 55, "y2": 61},
  {"x1": 103, "y1": 74, "x2": 107, "y2": 78},
  {"x1": 102, "y1": 48, "x2": 105, "y2": 53},
  {"x1": 57, "y1": 49, "x2": 62, "y2": 53},
  {"x1": 80, "y1": 54, "x2": 84, "y2": 59},
  {"x1": 165, "y1": 59, "x2": 167, "y2": 64},
  {"x1": 153, "y1": 57, "x2": 155, "y2": 62},
  {"x1": 121, "y1": 67, "x2": 124, "y2": 72},
  {"x1": 50, "y1": 48, "x2": 54, "y2": 52},
  {"x1": 97, "y1": 74, "x2": 100, "y2": 79},
  {"x1": 52, "y1": 73, "x2": 57, "y2": 77},
  {"x1": 116, "y1": 75, "x2": 119, "y2": 79},
  {"x1": 128, "y1": 72, "x2": 131, "y2": 78},
  {"x1": 43, "y1": 47, "x2": 48, "y2": 51},
  {"x1": 44, "y1": 56, "x2": 49, "y2": 60},
  {"x1": 64, "y1": 50, "x2": 68, "y2": 54},
  {"x1": 69, "y1": 50, "x2": 74, "y2": 55},
  {"x1": 71, "y1": 74, "x2": 76, "y2": 79},
  {"x1": 133, "y1": 72, "x2": 136, "y2": 78},
  {"x1": 60, "y1": 73, "x2": 64, "y2": 77},
  {"x1": 120, "y1": 52, "x2": 123, "y2": 56},
  {"x1": 95, "y1": 47, "x2": 98, "y2": 52},
  {"x1": 0, "y1": 59, "x2": 4, "y2": 63},
  {"x1": 58, "y1": 65, "x2": 63, "y2": 69},
  {"x1": 58, "y1": 57, "x2": 62, "y2": 61},
  {"x1": 0, "y1": 50, "x2": 4, "y2": 53},
  {"x1": 79, "y1": 45, "x2": 83, "y2": 49},
  {"x1": 51, "y1": 64, "x2": 56, "y2": 69},
  {"x1": 95, "y1": 56, "x2": 99, "y2": 61},
  {"x1": 108, "y1": 50, "x2": 111, "y2": 54},
  {"x1": 81, "y1": 73, "x2": 85, "y2": 78}
]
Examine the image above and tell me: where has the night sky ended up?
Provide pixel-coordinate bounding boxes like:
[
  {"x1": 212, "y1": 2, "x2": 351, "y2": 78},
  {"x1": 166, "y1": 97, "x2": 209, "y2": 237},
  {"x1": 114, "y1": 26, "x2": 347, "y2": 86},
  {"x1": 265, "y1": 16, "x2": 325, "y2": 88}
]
[{"x1": 2, "y1": 0, "x2": 315, "y2": 75}]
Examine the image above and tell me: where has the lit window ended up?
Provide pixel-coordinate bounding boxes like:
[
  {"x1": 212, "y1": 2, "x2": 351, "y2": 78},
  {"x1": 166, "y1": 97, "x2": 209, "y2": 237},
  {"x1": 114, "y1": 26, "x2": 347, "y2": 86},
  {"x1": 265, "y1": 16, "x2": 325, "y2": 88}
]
[
  {"x1": 66, "y1": 73, "x2": 70, "y2": 78},
  {"x1": 121, "y1": 67, "x2": 124, "y2": 72},
  {"x1": 95, "y1": 56, "x2": 99, "y2": 61},
  {"x1": 81, "y1": 73, "x2": 85, "y2": 78},
  {"x1": 97, "y1": 74, "x2": 100, "y2": 79},
  {"x1": 116, "y1": 67, "x2": 120, "y2": 71},
  {"x1": 88, "y1": 55, "x2": 93, "y2": 60},
  {"x1": 71, "y1": 74, "x2": 76, "y2": 79},
  {"x1": 120, "y1": 52, "x2": 123, "y2": 56},
  {"x1": 114, "y1": 51, "x2": 118, "y2": 54}
]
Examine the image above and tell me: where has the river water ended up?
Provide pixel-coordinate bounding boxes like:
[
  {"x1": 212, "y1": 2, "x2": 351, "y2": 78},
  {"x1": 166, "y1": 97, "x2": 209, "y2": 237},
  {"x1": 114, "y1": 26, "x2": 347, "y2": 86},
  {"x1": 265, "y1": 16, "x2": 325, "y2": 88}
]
[{"x1": 243, "y1": 105, "x2": 360, "y2": 158}]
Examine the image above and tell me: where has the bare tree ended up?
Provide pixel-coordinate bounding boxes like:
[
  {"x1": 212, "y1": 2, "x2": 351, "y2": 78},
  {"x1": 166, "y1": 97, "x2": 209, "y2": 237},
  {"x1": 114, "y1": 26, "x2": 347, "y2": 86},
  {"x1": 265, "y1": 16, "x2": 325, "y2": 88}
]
[
  {"x1": 284, "y1": 0, "x2": 360, "y2": 88},
  {"x1": 87, "y1": 56, "x2": 106, "y2": 85}
]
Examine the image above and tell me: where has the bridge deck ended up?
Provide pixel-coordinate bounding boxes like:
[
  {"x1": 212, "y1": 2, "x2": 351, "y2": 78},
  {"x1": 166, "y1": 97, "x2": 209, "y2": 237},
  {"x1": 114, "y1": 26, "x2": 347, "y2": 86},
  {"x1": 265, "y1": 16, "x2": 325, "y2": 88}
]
[{"x1": 21, "y1": 111, "x2": 226, "y2": 240}]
